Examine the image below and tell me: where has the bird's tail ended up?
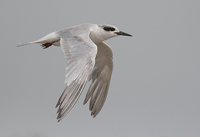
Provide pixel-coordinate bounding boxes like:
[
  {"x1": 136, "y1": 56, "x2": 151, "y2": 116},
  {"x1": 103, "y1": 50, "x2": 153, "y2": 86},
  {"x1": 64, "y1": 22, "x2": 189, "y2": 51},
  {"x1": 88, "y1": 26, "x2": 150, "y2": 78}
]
[
  {"x1": 17, "y1": 37, "x2": 49, "y2": 47},
  {"x1": 17, "y1": 32, "x2": 60, "y2": 48},
  {"x1": 17, "y1": 41, "x2": 39, "y2": 47}
]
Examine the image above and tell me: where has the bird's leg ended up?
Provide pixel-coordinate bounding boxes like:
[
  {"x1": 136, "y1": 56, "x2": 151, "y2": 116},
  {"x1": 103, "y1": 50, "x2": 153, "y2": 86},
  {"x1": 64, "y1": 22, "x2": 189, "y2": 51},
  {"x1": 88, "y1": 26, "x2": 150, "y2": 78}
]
[{"x1": 41, "y1": 43, "x2": 53, "y2": 49}]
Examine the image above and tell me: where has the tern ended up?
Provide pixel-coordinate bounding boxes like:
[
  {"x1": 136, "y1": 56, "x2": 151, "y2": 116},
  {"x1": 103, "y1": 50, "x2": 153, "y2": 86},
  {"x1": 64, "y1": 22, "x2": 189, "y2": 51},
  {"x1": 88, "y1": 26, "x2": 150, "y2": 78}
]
[{"x1": 18, "y1": 23, "x2": 132, "y2": 121}]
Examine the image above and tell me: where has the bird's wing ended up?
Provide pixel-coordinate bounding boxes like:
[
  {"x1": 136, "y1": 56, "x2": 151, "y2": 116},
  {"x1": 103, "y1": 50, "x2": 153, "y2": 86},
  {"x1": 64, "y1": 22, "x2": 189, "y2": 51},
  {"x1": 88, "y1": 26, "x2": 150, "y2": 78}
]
[
  {"x1": 83, "y1": 42, "x2": 113, "y2": 117},
  {"x1": 56, "y1": 31, "x2": 97, "y2": 121}
]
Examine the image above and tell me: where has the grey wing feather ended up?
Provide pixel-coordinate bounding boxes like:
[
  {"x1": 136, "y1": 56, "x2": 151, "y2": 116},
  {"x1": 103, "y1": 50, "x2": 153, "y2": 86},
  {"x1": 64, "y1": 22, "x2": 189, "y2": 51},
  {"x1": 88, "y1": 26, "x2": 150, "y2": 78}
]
[
  {"x1": 56, "y1": 30, "x2": 97, "y2": 121},
  {"x1": 83, "y1": 42, "x2": 113, "y2": 117}
]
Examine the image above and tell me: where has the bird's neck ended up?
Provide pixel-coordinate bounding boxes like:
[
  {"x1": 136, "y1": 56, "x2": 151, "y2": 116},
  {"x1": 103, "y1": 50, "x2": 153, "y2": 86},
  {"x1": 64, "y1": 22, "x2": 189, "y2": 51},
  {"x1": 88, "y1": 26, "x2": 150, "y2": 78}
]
[{"x1": 90, "y1": 32, "x2": 105, "y2": 44}]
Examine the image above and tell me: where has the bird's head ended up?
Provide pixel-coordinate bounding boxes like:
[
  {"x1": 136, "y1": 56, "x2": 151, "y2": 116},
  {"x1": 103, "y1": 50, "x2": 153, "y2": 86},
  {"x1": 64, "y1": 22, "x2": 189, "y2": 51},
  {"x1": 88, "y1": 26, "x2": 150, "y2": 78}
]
[{"x1": 91, "y1": 24, "x2": 132, "y2": 42}]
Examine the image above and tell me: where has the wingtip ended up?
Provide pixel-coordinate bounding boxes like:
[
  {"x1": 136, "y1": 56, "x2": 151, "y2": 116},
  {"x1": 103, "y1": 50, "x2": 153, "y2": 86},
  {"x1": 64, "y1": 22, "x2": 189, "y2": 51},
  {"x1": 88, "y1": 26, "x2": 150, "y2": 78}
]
[
  {"x1": 55, "y1": 102, "x2": 60, "y2": 108},
  {"x1": 83, "y1": 99, "x2": 87, "y2": 105},
  {"x1": 57, "y1": 113, "x2": 61, "y2": 120},
  {"x1": 57, "y1": 113, "x2": 64, "y2": 122},
  {"x1": 57, "y1": 119, "x2": 61, "y2": 122},
  {"x1": 91, "y1": 112, "x2": 96, "y2": 118}
]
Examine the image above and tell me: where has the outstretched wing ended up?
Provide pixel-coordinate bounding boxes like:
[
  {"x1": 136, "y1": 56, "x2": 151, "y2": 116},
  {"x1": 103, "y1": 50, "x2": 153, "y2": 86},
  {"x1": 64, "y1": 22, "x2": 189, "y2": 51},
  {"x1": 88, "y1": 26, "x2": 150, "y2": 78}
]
[
  {"x1": 56, "y1": 31, "x2": 97, "y2": 122},
  {"x1": 83, "y1": 42, "x2": 113, "y2": 117}
]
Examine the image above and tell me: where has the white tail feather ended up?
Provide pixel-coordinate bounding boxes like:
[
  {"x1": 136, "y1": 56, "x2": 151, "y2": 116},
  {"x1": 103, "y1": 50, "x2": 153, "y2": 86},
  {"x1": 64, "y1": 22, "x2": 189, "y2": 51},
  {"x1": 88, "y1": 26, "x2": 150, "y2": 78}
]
[
  {"x1": 17, "y1": 42, "x2": 34, "y2": 47},
  {"x1": 17, "y1": 32, "x2": 60, "y2": 47}
]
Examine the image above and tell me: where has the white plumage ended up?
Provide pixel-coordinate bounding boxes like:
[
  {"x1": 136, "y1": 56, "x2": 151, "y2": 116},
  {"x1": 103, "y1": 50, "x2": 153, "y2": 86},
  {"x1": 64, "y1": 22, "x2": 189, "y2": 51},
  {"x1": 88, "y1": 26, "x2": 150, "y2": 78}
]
[{"x1": 18, "y1": 23, "x2": 132, "y2": 122}]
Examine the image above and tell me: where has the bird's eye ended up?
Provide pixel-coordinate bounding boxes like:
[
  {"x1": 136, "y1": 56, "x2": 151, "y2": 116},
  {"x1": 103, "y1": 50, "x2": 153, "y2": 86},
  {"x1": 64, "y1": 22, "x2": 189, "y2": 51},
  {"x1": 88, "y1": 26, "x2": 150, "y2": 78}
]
[{"x1": 103, "y1": 26, "x2": 115, "y2": 31}]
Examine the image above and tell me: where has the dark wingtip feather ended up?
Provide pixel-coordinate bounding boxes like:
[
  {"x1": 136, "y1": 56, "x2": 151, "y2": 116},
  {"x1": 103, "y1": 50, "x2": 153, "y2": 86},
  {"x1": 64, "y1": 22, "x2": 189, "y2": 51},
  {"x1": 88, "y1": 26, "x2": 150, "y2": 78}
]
[
  {"x1": 83, "y1": 98, "x2": 88, "y2": 105},
  {"x1": 56, "y1": 107, "x2": 61, "y2": 114},
  {"x1": 57, "y1": 113, "x2": 62, "y2": 120},
  {"x1": 56, "y1": 102, "x2": 60, "y2": 108},
  {"x1": 91, "y1": 112, "x2": 96, "y2": 118}
]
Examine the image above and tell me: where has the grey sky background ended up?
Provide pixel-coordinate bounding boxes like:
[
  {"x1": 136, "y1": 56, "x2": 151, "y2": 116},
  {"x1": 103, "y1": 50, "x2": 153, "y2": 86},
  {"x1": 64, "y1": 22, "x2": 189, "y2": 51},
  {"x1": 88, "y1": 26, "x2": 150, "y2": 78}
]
[{"x1": 0, "y1": 0, "x2": 200, "y2": 137}]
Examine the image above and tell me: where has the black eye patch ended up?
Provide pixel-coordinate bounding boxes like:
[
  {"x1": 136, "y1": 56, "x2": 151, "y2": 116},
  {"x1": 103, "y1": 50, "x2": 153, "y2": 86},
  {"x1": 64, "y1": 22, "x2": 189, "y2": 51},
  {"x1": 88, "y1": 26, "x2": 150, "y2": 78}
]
[{"x1": 103, "y1": 26, "x2": 115, "y2": 31}]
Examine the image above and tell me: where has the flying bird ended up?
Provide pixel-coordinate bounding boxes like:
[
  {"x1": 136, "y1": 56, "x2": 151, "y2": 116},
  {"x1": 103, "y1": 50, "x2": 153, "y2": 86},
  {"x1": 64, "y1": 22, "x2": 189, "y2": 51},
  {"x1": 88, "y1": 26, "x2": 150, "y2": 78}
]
[{"x1": 18, "y1": 23, "x2": 132, "y2": 122}]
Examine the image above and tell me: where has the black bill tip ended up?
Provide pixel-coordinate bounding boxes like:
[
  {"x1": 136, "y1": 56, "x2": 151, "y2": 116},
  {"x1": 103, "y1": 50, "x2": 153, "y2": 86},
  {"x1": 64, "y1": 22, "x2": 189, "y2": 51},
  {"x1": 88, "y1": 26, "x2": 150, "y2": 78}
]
[{"x1": 115, "y1": 31, "x2": 132, "y2": 37}]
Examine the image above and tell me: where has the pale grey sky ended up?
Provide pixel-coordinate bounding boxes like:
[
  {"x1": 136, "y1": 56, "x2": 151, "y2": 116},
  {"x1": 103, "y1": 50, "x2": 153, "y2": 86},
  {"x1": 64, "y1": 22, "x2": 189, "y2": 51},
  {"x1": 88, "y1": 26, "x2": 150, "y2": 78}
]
[{"x1": 0, "y1": 0, "x2": 200, "y2": 137}]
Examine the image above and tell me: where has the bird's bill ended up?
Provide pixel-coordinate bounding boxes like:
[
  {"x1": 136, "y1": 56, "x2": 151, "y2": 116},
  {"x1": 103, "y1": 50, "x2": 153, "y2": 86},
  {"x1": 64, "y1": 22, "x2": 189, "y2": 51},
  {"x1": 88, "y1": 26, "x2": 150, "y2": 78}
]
[{"x1": 115, "y1": 31, "x2": 132, "y2": 37}]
